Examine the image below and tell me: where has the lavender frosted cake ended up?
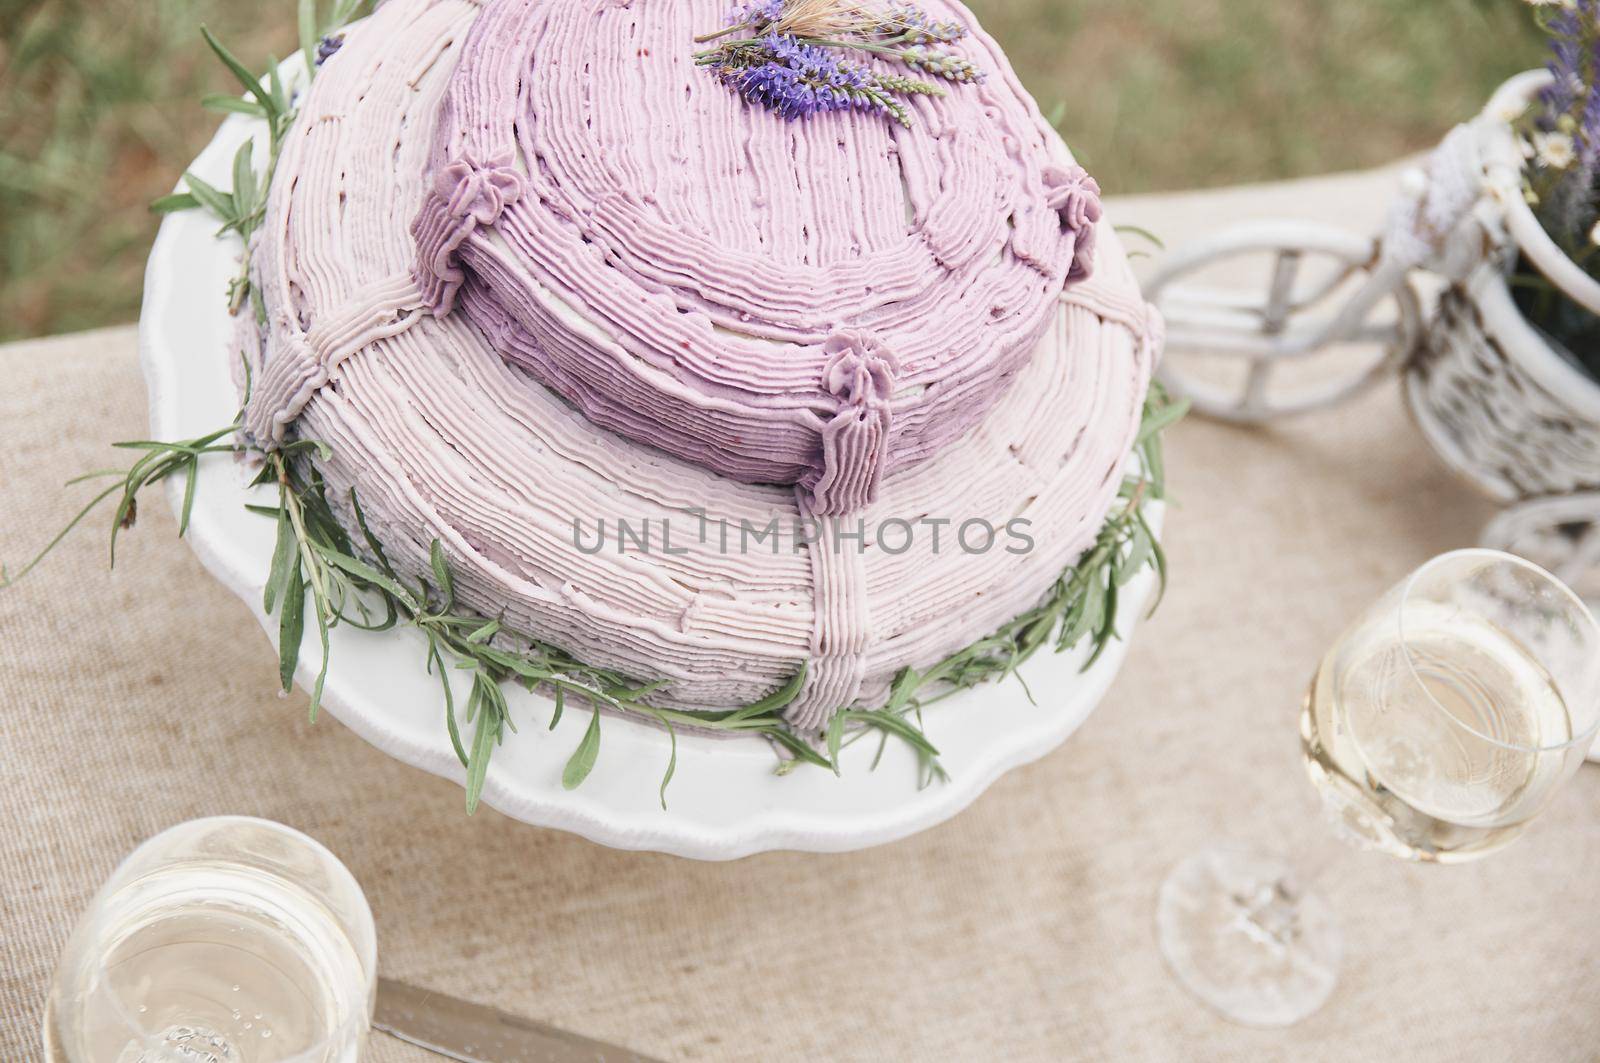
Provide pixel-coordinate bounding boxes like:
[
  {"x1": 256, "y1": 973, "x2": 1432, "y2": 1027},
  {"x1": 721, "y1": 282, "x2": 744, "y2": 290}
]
[{"x1": 238, "y1": 0, "x2": 1163, "y2": 736}]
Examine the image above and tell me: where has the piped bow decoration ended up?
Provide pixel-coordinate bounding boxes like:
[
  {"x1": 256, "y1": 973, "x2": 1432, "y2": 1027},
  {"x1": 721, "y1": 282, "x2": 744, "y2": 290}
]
[
  {"x1": 1043, "y1": 163, "x2": 1103, "y2": 283},
  {"x1": 411, "y1": 154, "x2": 525, "y2": 315},
  {"x1": 805, "y1": 330, "x2": 900, "y2": 514}
]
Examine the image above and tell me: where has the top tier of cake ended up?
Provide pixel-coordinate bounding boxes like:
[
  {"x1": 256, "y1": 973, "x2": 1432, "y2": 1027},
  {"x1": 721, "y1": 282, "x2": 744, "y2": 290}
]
[{"x1": 410, "y1": 0, "x2": 1099, "y2": 514}]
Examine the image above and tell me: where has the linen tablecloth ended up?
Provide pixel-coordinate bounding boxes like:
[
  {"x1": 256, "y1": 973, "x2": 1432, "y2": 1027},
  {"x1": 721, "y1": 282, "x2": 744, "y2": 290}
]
[{"x1": 4, "y1": 169, "x2": 1598, "y2": 1061}]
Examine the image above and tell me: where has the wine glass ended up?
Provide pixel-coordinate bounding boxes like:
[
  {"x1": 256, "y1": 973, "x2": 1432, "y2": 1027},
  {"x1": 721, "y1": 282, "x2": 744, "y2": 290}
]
[
  {"x1": 44, "y1": 816, "x2": 376, "y2": 1062},
  {"x1": 1157, "y1": 549, "x2": 1600, "y2": 1027}
]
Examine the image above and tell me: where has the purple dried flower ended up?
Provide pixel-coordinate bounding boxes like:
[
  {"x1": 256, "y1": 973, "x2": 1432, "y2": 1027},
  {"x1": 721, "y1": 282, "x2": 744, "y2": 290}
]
[
  {"x1": 315, "y1": 34, "x2": 344, "y2": 66},
  {"x1": 729, "y1": 0, "x2": 785, "y2": 27},
  {"x1": 1546, "y1": 11, "x2": 1582, "y2": 107},
  {"x1": 1574, "y1": 43, "x2": 1600, "y2": 238},
  {"x1": 1514, "y1": 0, "x2": 1600, "y2": 355},
  {"x1": 720, "y1": 34, "x2": 891, "y2": 122},
  {"x1": 730, "y1": 62, "x2": 810, "y2": 120},
  {"x1": 765, "y1": 31, "x2": 802, "y2": 63},
  {"x1": 696, "y1": 3, "x2": 965, "y2": 126},
  {"x1": 1581, "y1": 55, "x2": 1600, "y2": 170},
  {"x1": 1526, "y1": 0, "x2": 1600, "y2": 245},
  {"x1": 886, "y1": 5, "x2": 966, "y2": 45},
  {"x1": 901, "y1": 44, "x2": 983, "y2": 83}
]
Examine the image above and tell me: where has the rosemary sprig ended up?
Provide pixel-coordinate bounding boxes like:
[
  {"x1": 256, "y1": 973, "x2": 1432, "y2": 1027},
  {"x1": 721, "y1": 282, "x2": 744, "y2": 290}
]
[{"x1": 0, "y1": 423, "x2": 243, "y2": 590}]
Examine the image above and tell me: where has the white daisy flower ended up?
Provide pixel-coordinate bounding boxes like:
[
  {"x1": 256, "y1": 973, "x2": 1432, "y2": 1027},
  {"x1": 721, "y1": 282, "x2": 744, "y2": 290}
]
[{"x1": 1534, "y1": 131, "x2": 1577, "y2": 170}]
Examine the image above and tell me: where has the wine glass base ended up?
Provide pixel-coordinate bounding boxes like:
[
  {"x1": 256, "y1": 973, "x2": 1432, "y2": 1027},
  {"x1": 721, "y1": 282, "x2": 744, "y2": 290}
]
[{"x1": 1157, "y1": 845, "x2": 1342, "y2": 1028}]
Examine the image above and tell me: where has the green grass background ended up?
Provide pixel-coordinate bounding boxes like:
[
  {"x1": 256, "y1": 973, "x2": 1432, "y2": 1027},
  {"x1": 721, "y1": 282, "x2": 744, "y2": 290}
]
[{"x1": 0, "y1": 0, "x2": 1544, "y2": 341}]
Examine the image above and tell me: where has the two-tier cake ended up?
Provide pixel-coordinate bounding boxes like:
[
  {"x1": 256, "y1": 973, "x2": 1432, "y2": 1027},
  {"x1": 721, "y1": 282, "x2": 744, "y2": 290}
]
[{"x1": 237, "y1": 0, "x2": 1162, "y2": 739}]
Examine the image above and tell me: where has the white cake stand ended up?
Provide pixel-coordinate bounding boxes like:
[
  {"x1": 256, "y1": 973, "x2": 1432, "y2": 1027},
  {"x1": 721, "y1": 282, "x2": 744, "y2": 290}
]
[{"x1": 138, "y1": 107, "x2": 1162, "y2": 860}]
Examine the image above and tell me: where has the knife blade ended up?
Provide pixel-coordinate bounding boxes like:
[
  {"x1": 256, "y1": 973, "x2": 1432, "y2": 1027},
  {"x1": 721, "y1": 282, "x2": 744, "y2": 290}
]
[{"x1": 373, "y1": 977, "x2": 665, "y2": 1063}]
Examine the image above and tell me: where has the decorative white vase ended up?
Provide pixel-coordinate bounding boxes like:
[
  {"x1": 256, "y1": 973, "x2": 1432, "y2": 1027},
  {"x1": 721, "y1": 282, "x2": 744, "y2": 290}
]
[{"x1": 1405, "y1": 71, "x2": 1600, "y2": 505}]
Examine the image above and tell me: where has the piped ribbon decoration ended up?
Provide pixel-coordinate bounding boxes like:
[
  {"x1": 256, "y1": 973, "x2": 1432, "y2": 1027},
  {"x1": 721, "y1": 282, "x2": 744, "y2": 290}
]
[{"x1": 806, "y1": 330, "x2": 900, "y2": 514}]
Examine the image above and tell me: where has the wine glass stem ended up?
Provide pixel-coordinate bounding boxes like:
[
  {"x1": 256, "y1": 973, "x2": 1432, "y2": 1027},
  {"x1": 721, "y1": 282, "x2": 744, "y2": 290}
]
[{"x1": 1235, "y1": 817, "x2": 1347, "y2": 948}]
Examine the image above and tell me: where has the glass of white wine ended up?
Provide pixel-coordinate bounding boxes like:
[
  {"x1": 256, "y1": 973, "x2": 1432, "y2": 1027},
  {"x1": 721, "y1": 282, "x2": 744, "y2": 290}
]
[
  {"x1": 1157, "y1": 549, "x2": 1600, "y2": 1028},
  {"x1": 44, "y1": 817, "x2": 376, "y2": 1062}
]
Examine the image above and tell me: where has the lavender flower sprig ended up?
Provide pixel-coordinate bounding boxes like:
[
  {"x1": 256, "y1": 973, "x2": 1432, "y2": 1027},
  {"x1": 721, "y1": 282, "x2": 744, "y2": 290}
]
[
  {"x1": 1512, "y1": 0, "x2": 1600, "y2": 369},
  {"x1": 897, "y1": 43, "x2": 982, "y2": 82},
  {"x1": 315, "y1": 34, "x2": 344, "y2": 66},
  {"x1": 702, "y1": 33, "x2": 932, "y2": 127},
  {"x1": 891, "y1": 6, "x2": 966, "y2": 46},
  {"x1": 1518, "y1": 2, "x2": 1599, "y2": 245},
  {"x1": 695, "y1": 1, "x2": 980, "y2": 126},
  {"x1": 695, "y1": 0, "x2": 787, "y2": 44}
]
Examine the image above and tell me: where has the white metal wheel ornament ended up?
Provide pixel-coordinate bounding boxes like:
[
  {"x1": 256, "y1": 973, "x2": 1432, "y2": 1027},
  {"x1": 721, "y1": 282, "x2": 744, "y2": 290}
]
[
  {"x1": 1146, "y1": 222, "x2": 1422, "y2": 423},
  {"x1": 1149, "y1": 72, "x2": 1599, "y2": 608},
  {"x1": 1482, "y1": 494, "x2": 1600, "y2": 606}
]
